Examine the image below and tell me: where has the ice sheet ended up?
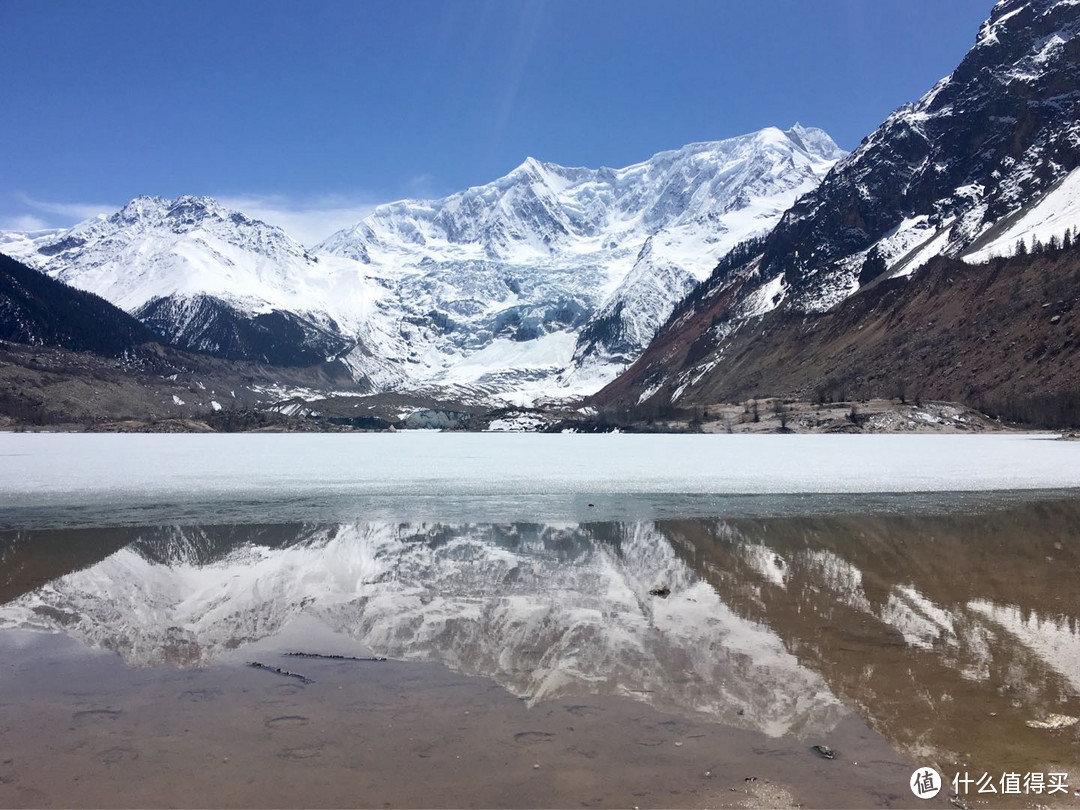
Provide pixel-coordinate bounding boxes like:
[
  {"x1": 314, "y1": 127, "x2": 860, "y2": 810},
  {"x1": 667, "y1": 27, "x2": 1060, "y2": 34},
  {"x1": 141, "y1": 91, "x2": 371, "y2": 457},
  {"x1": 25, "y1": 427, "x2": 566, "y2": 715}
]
[{"x1": 2, "y1": 432, "x2": 1079, "y2": 529}]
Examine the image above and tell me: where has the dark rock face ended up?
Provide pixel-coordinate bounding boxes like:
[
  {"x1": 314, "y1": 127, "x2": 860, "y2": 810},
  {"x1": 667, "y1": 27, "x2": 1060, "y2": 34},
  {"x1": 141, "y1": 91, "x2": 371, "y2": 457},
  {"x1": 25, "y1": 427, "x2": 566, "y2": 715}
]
[
  {"x1": 136, "y1": 294, "x2": 353, "y2": 367},
  {"x1": 0, "y1": 253, "x2": 158, "y2": 356},
  {"x1": 0, "y1": 250, "x2": 363, "y2": 409},
  {"x1": 763, "y1": 0, "x2": 1080, "y2": 311},
  {"x1": 573, "y1": 302, "x2": 637, "y2": 366},
  {"x1": 597, "y1": 0, "x2": 1080, "y2": 410}
]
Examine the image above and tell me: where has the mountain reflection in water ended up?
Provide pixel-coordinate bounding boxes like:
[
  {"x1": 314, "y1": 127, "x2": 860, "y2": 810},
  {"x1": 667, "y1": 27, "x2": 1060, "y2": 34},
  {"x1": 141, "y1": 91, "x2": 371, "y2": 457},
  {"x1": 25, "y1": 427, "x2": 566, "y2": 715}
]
[{"x1": 1, "y1": 499, "x2": 1078, "y2": 781}]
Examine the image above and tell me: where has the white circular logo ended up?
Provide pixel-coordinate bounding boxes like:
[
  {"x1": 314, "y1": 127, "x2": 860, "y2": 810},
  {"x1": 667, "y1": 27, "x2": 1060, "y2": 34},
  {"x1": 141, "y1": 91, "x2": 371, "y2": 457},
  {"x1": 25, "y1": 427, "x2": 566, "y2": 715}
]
[{"x1": 911, "y1": 767, "x2": 942, "y2": 799}]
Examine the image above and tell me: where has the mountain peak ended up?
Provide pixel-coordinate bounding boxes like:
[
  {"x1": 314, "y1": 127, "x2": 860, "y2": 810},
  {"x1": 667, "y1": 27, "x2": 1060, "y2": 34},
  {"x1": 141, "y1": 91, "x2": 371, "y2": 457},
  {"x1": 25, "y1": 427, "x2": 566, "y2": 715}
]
[
  {"x1": 15, "y1": 193, "x2": 319, "y2": 314},
  {"x1": 113, "y1": 194, "x2": 220, "y2": 222},
  {"x1": 165, "y1": 195, "x2": 224, "y2": 220},
  {"x1": 310, "y1": 127, "x2": 845, "y2": 398},
  {"x1": 514, "y1": 156, "x2": 544, "y2": 172},
  {"x1": 104, "y1": 195, "x2": 281, "y2": 236},
  {"x1": 783, "y1": 124, "x2": 846, "y2": 161},
  {"x1": 13, "y1": 125, "x2": 846, "y2": 402},
  {"x1": 506, "y1": 155, "x2": 567, "y2": 188},
  {"x1": 116, "y1": 194, "x2": 168, "y2": 217}
]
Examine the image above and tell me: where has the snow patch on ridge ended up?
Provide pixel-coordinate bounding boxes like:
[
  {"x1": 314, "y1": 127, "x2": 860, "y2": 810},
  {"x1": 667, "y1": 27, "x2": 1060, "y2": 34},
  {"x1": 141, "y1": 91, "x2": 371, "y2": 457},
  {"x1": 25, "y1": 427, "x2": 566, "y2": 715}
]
[{"x1": 964, "y1": 167, "x2": 1080, "y2": 262}]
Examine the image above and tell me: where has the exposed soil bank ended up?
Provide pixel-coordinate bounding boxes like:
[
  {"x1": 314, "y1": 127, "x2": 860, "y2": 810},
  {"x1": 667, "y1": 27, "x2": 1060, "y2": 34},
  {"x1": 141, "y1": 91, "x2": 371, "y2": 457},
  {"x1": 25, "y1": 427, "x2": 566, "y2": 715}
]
[{"x1": 0, "y1": 632, "x2": 935, "y2": 809}]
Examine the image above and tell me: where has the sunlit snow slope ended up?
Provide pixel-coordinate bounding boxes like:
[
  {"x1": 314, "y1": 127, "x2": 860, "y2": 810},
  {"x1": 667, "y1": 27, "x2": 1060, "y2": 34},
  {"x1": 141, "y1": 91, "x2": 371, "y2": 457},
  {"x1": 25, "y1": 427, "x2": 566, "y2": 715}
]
[
  {"x1": 0, "y1": 195, "x2": 387, "y2": 366},
  {"x1": 3, "y1": 126, "x2": 841, "y2": 402},
  {"x1": 319, "y1": 125, "x2": 843, "y2": 400}
]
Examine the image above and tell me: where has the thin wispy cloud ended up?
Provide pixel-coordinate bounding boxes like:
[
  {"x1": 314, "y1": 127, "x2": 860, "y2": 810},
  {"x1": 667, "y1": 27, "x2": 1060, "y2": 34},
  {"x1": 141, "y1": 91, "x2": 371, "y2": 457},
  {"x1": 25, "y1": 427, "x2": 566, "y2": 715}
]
[
  {"x1": 0, "y1": 214, "x2": 50, "y2": 232},
  {"x1": 490, "y1": 0, "x2": 546, "y2": 155},
  {"x1": 17, "y1": 193, "x2": 115, "y2": 224},
  {"x1": 4, "y1": 191, "x2": 384, "y2": 247},
  {"x1": 214, "y1": 193, "x2": 381, "y2": 247},
  {"x1": 402, "y1": 173, "x2": 438, "y2": 199}
]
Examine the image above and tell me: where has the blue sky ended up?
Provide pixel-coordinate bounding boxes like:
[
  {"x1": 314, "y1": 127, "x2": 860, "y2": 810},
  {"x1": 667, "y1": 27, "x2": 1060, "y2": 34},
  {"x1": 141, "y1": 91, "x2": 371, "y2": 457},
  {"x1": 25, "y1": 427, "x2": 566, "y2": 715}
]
[{"x1": 1, "y1": 0, "x2": 996, "y2": 244}]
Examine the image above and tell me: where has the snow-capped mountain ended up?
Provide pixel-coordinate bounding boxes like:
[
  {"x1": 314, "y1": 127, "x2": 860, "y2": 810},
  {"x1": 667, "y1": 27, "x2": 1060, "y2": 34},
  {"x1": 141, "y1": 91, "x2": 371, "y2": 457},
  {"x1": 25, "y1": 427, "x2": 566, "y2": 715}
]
[
  {"x1": 595, "y1": 0, "x2": 1080, "y2": 410},
  {"x1": 762, "y1": 0, "x2": 1080, "y2": 312},
  {"x1": 3, "y1": 128, "x2": 841, "y2": 399},
  {"x1": 5, "y1": 195, "x2": 339, "y2": 315},
  {"x1": 324, "y1": 126, "x2": 843, "y2": 268},
  {"x1": 320, "y1": 125, "x2": 843, "y2": 398},
  {"x1": 1, "y1": 195, "x2": 375, "y2": 366}
]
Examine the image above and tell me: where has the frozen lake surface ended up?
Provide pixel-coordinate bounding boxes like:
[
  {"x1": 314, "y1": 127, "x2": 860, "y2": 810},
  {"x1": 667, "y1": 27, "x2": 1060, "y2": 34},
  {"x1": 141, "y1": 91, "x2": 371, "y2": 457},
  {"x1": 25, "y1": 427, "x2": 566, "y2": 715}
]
[{"x1": 2, "y1": 432, "x2": 1080, "y2": 527}]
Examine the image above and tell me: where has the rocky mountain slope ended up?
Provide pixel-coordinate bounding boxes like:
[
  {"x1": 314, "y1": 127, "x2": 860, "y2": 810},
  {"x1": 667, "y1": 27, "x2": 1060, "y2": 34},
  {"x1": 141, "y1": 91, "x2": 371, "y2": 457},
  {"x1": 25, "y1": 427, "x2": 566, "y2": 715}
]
[
  {"x1": 0, "y1": 253, "x2": 158, "y2": 357},
  {"x1": 4, "y1": 127, "x2": 842, "y2": 403},
  {"x1": 135, "y1": 293, "x2": 353, "y2": 367},
  {"x1": 596, "y1": 0, "x2": 1080, "y2": 414},
  {"x1": 0, "y1": 254, "x2": 364, "y2": 427},
  {"x1": 770, "y1": 0, "x2": 1080, "y2": 311},
  {"x1": 0, "y1": 339, "x2": 363, "y2": 428},
  {"x1": 598, "y1": 242, "x2": 1080, "y2": 426}
]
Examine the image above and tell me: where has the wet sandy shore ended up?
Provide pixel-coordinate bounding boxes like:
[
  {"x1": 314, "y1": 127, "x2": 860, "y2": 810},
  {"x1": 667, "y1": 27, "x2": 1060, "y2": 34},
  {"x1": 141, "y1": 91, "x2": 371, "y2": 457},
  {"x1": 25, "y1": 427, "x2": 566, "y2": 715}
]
[
  {"x1": 0, "y1": 632, "x2": 933, "y2": 809},
  {"x1": 2, "y1": 498, "x2": 1079, "y2": 808}
]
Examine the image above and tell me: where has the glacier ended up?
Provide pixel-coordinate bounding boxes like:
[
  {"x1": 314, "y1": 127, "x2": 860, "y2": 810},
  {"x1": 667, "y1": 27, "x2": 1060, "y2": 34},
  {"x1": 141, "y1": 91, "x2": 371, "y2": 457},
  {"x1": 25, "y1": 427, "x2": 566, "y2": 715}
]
[
  {"x1": 320, "y1": 124, "x2": 844, "y2": 400},
  {"x1": 2, "y1": 125, "x2": 843, "y2": 403}
]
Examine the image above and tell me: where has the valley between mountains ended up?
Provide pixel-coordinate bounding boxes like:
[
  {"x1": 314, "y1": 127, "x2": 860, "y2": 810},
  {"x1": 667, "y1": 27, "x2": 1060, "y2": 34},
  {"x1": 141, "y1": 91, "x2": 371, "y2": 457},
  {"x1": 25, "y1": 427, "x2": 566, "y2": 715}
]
[{"x1": 2, "y1": 0, "x2": 1080, "y2": 433}]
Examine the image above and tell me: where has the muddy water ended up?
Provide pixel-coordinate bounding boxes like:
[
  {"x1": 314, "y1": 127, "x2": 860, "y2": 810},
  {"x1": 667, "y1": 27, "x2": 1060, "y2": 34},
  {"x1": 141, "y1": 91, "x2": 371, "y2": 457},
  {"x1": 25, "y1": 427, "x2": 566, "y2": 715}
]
[
  {"x1": 0, "y1": 497, "x2": 1078, "y2": 808},
  {"x1": 659, "y1": 505, "x2": 1080, "y2": 794},
  {"x1": 0, "y1": 633, "x2": 914, "y2": 809}
]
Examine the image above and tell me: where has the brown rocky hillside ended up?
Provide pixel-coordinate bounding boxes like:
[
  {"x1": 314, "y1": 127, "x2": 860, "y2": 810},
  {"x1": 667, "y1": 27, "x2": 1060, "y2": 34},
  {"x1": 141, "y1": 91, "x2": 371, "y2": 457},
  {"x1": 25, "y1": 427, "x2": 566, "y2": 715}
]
[{"x1": 593, "y1": 244, "x2": 1080, "y2": 427}]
